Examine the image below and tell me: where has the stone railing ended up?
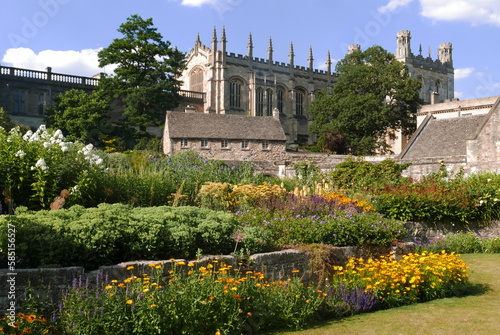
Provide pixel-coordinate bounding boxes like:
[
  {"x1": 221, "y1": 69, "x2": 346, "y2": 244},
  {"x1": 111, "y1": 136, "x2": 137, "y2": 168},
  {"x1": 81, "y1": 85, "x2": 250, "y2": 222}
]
[
  {"x1": 0, "y1": 65, "x2": 99, "y2": 87},
  {"x1": 179, "y1": 89, "x2": 205, "y2": 101}
]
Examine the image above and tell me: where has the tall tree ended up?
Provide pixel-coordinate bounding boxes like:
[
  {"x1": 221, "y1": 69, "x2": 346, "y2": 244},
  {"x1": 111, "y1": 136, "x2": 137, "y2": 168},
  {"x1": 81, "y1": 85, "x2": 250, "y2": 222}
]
[
  {"x1": 98, "y1": 14, "x2": 186, "y2": 131},
  {"x1": 46, "y1": 89, "x2": 110, "y2": 144},
  {"x1": 310, "y1": 46, "x2": 422, "y2": 155}
]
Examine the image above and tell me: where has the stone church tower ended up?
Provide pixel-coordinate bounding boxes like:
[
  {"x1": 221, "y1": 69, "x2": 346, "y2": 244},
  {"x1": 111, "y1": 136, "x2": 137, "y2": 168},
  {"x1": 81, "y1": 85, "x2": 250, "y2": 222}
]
[{"x1": 395, "y1": 30, "x2": 454, "y2": 104}]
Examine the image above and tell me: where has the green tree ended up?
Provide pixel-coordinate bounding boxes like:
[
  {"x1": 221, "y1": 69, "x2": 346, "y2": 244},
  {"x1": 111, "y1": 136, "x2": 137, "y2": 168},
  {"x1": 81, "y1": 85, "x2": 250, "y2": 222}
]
[
  {"x1": 98, "y1": 14, "x2": 186, "y2": 131},
  {"x1": 0, "y1": 107, "x2": 14, "y2": 130},
  {"x1": 310, "y1": 46, "x2": 422, "y2": 155},
  {"x1": 45, "y1": 89, "x2": 110, "y2": 144}
]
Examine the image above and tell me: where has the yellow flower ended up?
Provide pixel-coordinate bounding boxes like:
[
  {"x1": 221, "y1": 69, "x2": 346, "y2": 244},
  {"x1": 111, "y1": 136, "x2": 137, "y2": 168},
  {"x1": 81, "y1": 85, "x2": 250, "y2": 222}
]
[
  {"x1": 126, "y1": 266, "x2": 134, "y2": 270},
  {"x1": 104, "y1": 285, "x2": 113, "y2": 290},
  {"x1": 126, "y1": 300, "x2": 133, "y2": 304},
  {"x1": 150, "y1": 304, "x2": 158, "y2": 308}
]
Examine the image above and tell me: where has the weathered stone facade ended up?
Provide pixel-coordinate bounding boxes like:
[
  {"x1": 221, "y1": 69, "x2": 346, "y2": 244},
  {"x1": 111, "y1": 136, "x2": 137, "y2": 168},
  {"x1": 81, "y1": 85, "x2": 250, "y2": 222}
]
[
  {"x1": 0, "y1": 66, "x2": 99, "y2": 128},
  {"x1": 163, "y1": 110, "x2": 288, "y2": 161}
]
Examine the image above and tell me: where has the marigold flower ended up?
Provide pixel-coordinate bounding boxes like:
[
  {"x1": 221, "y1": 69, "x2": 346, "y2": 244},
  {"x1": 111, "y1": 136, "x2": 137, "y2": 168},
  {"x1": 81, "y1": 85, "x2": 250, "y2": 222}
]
[
  {"x1": 105, "y1": 285, "x2": 113, "y2": 290},
  {"x1": 126, "y1": 300, "x2": 133, "y2": 304},
  {"x1": 126, "y1": 266, "x2": 134, "y2": 270}
]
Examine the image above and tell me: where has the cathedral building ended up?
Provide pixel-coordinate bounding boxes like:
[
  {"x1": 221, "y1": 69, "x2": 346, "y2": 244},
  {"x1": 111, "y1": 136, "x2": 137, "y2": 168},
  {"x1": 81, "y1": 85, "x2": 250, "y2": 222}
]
[
  {"x1": 176, "y1": 27, "x2": 336, "y2": 148},
  {"x1": 176, "y1": 28, "x2": 455, "y2": 151}
]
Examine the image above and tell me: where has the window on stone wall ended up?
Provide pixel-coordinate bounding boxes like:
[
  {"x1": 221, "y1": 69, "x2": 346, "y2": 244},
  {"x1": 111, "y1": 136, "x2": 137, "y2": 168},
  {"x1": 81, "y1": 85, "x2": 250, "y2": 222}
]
[
  {"x1": 38, "y1": 93, "x2": 46, "y2": 116},
  {"x1": 190, "y1": 67, "x2": 204, "y2": 92},
  {"x1": 221, "y1": 139, "x2": 228, "y2": 149},
  {"x1": 266, "y1": 89, "x2": 273, "y2": 116},
  {"x1": 181, "y1": 139, "x2": 188, "y2": 147},
  {"x1": 13, "y1": 90, "x2": 26, "y2": 115},
  {"x1": 242, "y1": 140, "x2": 249, "y2": 149},
  {"x1": 256, "y1": 87, "x2": 264, "y2": 116},
  {"x1": 277, "y1": 87, "x2": 284, "y2": 113},
  {"x1": 295, "y1": 89, "x2": 305, "y2": 116},
  {"x1": 201, "y1": 139, "x2": 208, "y2": 148},
  {"x1": 262, "y1": 140, "x2": 269, "y2": 150},
  {"x1": 229, "y1": 79, "x2": 242, "y2": 108}
]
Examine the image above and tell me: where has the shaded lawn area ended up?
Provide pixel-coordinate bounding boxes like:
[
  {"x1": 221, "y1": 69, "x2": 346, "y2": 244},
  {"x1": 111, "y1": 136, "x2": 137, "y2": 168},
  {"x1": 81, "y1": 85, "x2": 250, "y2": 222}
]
[{"x1": 267, "y1": 254, "x2": 500, "y2": 335}]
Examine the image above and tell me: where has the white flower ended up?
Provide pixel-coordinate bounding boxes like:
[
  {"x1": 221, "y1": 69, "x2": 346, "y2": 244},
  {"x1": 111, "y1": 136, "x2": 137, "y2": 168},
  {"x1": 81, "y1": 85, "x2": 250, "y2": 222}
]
[
  {"x1": 23, "y1": 130, "x2": 33, "y2": 141},
  {"x1": 60, "y1": 143, "x2": 69, "y2": 152},
  {"x1": 43, "y1": 142, "x2": 51, "y2": 148},
  {"x1": 34, "y1": 158, "x2": 49, "y2": 171},
  {"x1": 14, "y1": 150, "x2": 26, "y2": 158},
  {"x1": 53, "y1": 129, "x2": 65, "y2": 140}
]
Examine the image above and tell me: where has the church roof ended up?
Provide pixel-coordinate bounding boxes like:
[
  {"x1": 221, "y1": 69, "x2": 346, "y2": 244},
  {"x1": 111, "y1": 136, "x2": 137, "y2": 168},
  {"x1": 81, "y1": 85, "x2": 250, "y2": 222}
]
[
  {"x1": 165, "y1": 111, "x2": 287, "y2": 141},
  {"x1": 400, "y1": 114, "x2": 486, "y2": 159}
]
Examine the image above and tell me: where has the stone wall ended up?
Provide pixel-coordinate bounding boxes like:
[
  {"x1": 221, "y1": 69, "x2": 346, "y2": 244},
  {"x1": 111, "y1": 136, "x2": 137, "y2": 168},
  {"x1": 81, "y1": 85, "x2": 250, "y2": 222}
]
[
  {"x1": 0, "y1": 244, "x2": 414, "y2": 312},
  {"x1": 404, "y1": 221, "x2": 500, "y2": 243}
]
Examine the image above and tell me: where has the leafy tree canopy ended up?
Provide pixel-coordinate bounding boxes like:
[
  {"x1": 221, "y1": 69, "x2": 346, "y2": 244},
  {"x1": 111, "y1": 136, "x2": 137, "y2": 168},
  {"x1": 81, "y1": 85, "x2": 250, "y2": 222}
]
[
  {"x1": 45, "y1": 89, "x2": 110, "y2": 145},
  {"x1": 310, "y1": 45, "x2": 422, "y2": 155},
  {"x1": 98, "y1": 14, "x2": 186, "y2": 130}
]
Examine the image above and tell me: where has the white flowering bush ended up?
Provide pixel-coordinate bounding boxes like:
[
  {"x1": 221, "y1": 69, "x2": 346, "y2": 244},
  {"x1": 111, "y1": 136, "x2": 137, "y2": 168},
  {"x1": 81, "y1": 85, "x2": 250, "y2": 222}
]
[{"x1": 0, "y1": 125, "x2": 105, "y2": 211}]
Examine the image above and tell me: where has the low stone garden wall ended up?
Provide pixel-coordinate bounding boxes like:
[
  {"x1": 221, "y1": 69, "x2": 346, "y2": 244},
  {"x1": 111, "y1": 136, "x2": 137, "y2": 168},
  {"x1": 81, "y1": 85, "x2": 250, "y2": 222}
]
[{"x1": 0, "y1": 243, "x2": 415, "y2": 311}]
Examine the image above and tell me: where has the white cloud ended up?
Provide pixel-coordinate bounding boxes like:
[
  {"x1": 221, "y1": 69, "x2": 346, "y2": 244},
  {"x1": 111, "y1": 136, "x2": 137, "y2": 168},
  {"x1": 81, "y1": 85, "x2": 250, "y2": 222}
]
[
  {"x1": 378, "y1": 0, "x2": 414, "y2": 13},
  {"x1": 455, "y1": 67, "x2": 475, "y2": 80},
  {"x1": 379, "y1": 0, "x2": 500, "y2": 25},
  {"x1": 1, "y1": 48, "x2": 110, "y2": 77},
  {"x1": 420, "y1": 0, "x2": 500, "y2": 26},
  {"x1": 179, "y1": 0, "x2": 242, "y2": 18}
]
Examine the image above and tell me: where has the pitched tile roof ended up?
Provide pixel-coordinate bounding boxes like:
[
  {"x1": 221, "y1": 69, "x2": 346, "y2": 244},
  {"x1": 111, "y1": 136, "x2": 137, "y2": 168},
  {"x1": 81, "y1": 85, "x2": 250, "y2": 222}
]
[
  {"x1": 166, "y1": 112, "x2": 287, "y2": 141},
  {"x1": 401, "y1": 114, "x2": 486, "y2": 159}
]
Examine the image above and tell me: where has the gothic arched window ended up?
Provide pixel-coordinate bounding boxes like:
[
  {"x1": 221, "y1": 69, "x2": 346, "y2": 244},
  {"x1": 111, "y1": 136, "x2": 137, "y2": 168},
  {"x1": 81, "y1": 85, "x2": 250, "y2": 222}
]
[
  {"x1": 229, "y1": 79, "x2": 242, "y2": 108},
  {"x1": 256, "y1": 87, "x2": 264, "y2": 116},
  {"x1": 266, "y1": 89, "x2": 273, "y2": 116},
  {"x1": 189, "y1": 67, "x2": 203, "y2": 92},
  {"x1": 295, "y1": 88, "x2": 306, "y2": 116},
  {"x1": 276, "y1": 86, "x2": 285, "y2": 113}
]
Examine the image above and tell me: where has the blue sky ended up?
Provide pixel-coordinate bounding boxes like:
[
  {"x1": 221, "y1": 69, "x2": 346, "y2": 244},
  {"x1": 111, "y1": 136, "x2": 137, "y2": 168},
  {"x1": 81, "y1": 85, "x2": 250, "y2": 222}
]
[{"x1": 1, "y1": 0, "x2": 500, "y2": 101}]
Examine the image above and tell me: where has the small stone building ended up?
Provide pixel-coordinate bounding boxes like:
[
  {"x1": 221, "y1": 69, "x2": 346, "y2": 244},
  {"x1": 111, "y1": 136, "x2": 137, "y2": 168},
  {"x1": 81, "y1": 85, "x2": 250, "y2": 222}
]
[
  {"x1": 399, "y1": 96, "x2": 500, "y2": 179},
  {"x1": 163, "y1": 109, "x2": 287, "y2": 161}
]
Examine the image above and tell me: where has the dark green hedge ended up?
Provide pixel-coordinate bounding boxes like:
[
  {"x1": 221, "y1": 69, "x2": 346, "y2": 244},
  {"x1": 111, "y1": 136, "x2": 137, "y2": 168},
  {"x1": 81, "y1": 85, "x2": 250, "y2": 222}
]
[{"x1": 0, "y1": 204, "x2": 268, "y2": 269}]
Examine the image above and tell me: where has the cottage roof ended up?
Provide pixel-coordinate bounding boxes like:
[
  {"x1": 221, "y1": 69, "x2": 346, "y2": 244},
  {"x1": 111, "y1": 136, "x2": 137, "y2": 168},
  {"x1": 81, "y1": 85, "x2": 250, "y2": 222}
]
[
  {"x1": 165, "y1": 111, "x2": 287, "y2": 141},
  {"x1": 400, "y1": 114, "x2": 485, "y2": 159}
]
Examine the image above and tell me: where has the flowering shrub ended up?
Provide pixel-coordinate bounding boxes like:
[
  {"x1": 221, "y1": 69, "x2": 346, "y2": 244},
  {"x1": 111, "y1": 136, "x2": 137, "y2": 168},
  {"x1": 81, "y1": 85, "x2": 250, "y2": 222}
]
[
  {"x1": 237, "y1": 209, "x2": 406, "y2": 247},
  {"x1": 374, "y1": 172, "x2": 500, "y2": 225},
  {"x1": 0, "y1": 312, "x2": 58, "y2": 334},
  {"x1": 58, "y1": 262, "x2": 324, "y2": 334},
  {"x1": 331, "y1": 251, "x2": 470, "y2": 308},
  {"x1": 0, "y1": 125, "x2": 104, "y2": 211},
  {"x1": 197, "y1": 181, "x2": 287, "y2": 211}
]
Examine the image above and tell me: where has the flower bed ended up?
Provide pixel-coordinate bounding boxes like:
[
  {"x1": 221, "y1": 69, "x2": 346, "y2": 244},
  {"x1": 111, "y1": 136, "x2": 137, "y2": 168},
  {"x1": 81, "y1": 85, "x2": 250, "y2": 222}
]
[{"x1": 1, "y1": 251, "x2": 471, "y2": 334}]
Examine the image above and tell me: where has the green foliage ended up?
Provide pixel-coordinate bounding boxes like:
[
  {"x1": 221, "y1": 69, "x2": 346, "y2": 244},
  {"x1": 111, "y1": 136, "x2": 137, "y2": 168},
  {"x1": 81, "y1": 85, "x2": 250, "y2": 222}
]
[
  {"x1": 98, "y1": 14, "x2": 185, "y2": 131},
  {"x1": 45, "y1": 89, "x2": 110, "y2": 145},
  {"x1": 236, "y1": 195, "x2": 406, "y2": 248},
  {"x1": 329, "y1": 157, "x2": 411, "y2": 192},
  {"x1": 374, "y1": 172, "x2": 500, "y2": 225},
  {"x1": 0, "y1": 204, "x2": 256, "y2": 269},
  {"x1": 309, "y1": 46, "x2": 422, "y2": 155},
  {"x1": 92, "y1": 150, "x2": 265, "y2": 207},
  {"x1": 416, "y1": 233, "x2": 500, "y2": 254}
]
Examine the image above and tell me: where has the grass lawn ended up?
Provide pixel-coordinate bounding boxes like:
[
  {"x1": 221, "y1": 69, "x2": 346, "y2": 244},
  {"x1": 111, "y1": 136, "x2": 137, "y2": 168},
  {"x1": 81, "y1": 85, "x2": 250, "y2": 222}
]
[{"x1": 266, "y1": 254, "x2": 500, "y2": 335}]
